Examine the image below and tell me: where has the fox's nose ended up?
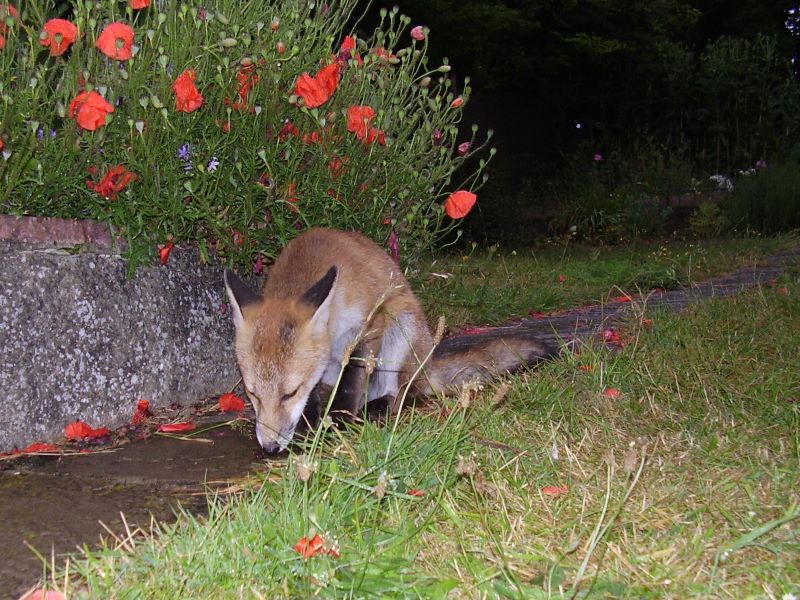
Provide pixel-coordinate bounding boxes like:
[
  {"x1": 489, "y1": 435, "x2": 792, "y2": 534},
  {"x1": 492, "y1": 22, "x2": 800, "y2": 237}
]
[{"x1": 261, "y1": 441, "x2": 283, "y2": 454}]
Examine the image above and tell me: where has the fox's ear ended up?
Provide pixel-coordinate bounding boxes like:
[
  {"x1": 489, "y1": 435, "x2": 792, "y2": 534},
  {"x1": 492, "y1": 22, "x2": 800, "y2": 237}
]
[
  {"x1": 224, "y1": 269, "x2": 263, "y2": 329},
  {"x1": 300, "y1": 266, "x2": 338, "y2": 309},
  {"x1": 302, "y1": 267, "x2": 338, "y2": 332}
]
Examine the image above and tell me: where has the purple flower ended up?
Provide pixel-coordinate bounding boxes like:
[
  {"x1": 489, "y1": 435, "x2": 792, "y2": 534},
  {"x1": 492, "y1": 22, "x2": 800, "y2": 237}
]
[
  {"x1": 177, "y1": 143, "x2": 193, "y2": 161},
  {"x1": 178, "y1": 143, "x2": 194, "y2": 172},
  {"x1": 432, "y1": 129, "x2": 444, "y2": 146},
  {"x1": 207, "y1": 156, "x2": 220, "y2": 172},
  {"x1": 457, "y1": 141, "x2": 471, "y2": 156},
  {"x1": 593, "y1": 153, "x2": 604, "y2": 162}
]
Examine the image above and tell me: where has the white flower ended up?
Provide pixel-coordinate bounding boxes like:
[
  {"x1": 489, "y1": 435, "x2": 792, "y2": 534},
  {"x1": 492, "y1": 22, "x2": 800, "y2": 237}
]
[{"x1": 709, "y1": 174, "x2": 734, "y2": 192}]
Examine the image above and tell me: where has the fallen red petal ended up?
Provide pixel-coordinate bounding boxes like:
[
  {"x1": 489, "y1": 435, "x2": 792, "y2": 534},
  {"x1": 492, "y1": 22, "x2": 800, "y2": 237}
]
[
  {"x1": 22, "y1": 589, "x2": 67, "y2": 600},
  {"x1": 219, "y1": 392, "x2": 245, "y2": 413},
  {"x1": 603, "y1": 328, "x2": 623, "y2": 344},
  {"x1": 577, "y1": 364, "x2": 594, "y2": 372},
  {"x1": 603, "y1": 387, "x2": 622, "y2": 399},
  {"x1": 294, "y1": 533, "x2": 325, "y2": 559},
  {"x1": 132, "y1": 399, "x2": 152, "y2": 424},
  {"x1": 558, "y1": 274, "x2": 567, "y2": 283},
  {"x1": 159, "y1": 242, "x2": 175, "y2": 265},
  {"x1": 541, "y1": 485, "x2": 569, "y2": 496},
  {"x1": 157, "y1": 421, "x2": 196, "y2": 433},
  {"x1": 64, "y1": 421, "x2": 111, "y2": 441},
  {"x1": 615, "y1": 295, "x2": 632, "y2": 303},
  {"x1": 20, "y1": 442, "x2": 60, "y2": 454},
  {"x1": 460, "y1": 326, "x2": 491, "y2": 335},
  {"x1": 408, "y1": 488, "x2": 426, "y2": 497}
]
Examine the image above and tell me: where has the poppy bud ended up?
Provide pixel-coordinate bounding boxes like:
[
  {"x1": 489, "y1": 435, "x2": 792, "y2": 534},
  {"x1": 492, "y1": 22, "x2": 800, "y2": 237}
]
[
  {"x1": 419, "y1": 76, "x2": 431, "y2": 88},
  {"x1": 221, "y1": 37, "x2": 237, "y2": 47},
  {"x1": 438, "y1": 65, "x2": 451, "y2": 73}
]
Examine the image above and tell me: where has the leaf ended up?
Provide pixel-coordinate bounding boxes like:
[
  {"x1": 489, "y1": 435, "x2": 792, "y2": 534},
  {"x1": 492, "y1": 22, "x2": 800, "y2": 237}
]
[
  {"x1": 64, "y1": 421, "x2": 112, "y2": 441},
  {"x1": 157, "y1": 421, "x2": 196, "y2": 433},
  {"x1": 218, "y1": 392, "x2": 245, "y2": 413}
]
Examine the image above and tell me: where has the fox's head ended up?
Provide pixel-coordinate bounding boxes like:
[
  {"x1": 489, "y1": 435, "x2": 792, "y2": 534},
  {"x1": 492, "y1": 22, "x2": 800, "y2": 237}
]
[{"x1": 224, "y1": 267, "x2": 338, "y2": 453}]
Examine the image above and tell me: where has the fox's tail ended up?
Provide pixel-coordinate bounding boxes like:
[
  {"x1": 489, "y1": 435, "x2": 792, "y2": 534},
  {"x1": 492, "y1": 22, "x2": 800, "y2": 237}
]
[{"x1": 418, "y1": 331, "x2": 560, "y2": 395}]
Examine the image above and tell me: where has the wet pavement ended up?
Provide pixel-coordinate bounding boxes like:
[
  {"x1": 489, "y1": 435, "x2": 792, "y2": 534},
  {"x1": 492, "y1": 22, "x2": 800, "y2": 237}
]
[
  {"x1": 0, "y1": 419, "x2": 264, "y2": 599},
  {"x1": 1, "y1": 247, "x2": 797, "y2": 599}
]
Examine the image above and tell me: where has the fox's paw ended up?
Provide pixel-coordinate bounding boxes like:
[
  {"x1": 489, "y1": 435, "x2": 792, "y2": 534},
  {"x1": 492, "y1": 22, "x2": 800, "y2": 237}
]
[{"x1": 366, "y1": 395, "x2": 393, "y2": 422}]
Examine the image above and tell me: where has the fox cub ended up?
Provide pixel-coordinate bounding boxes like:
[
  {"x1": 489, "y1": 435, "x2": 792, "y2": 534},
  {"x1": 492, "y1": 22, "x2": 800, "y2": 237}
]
[{"x1": 224, "y1": 227, "x2": 554, "y2": 453}]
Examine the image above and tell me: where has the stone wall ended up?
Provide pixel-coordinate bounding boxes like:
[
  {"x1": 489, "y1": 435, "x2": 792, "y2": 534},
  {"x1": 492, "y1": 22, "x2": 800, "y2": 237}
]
[{"x1": 0, "y1": 216, "x2": 240, "y2": 450}]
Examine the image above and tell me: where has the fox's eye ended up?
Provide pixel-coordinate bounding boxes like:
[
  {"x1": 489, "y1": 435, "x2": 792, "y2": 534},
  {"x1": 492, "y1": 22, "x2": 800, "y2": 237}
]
[{"x1": 280, "y1": 385, "x2": 300, "y2": 402}]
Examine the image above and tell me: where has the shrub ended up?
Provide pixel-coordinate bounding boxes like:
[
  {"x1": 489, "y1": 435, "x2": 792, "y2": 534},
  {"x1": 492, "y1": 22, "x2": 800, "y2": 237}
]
[
  {"x1": 725, "y1": 163, "x2": 800, "y2": 234},
  {"x1": 0, "y1": 0, "x2": 491, "y2": 269},
  {"x1": 688, "y1": 201, "x2": 728, "y2": 238}
]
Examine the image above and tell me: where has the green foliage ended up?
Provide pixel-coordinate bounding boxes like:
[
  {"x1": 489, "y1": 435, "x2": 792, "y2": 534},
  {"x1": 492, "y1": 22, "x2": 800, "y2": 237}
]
[
  {"x1": 726, "y1": 163, "x2": 800, "y2": 233},
  {"x1": 0, "y1": 0, "x2": 490, "y2": 268},
  {"x1": 689, "y1": 201, "x2": 729, "y2": 238}
]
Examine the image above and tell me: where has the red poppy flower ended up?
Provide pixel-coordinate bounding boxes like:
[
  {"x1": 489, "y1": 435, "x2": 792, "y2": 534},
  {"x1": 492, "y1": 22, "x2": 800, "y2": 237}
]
[
  {"x1": 0, "y1": 139, "x2": 4, "y2": 152},
  {"x1": 450, "y1": 96, "x2": 464, "y2": 109},
  {"x1": 346, "y1": 105, "x2": 376, "y2": 139},
  {"x1": 294, "y1": 62, "x2": 340, "y2": 108},
  {"x1": 159, "y1": 242, "x2": 174, "y2": 264},
  {"x1": 157, "y1": 422, "x2": 196, "y2": 433},
  {"x1": 64, "y1": 420, "x2": 112, "y2": 441},
  {"x1": 219, "y1": 392, "x2": 245, "y2": 413},
  {"x1": 410, "y1": 25, "x2": 426, "y2": 41},
  {"x1": 173, "y1": 69, "x2": 204, "y2": 113},
  {"x1": 96, "y1": 22, "x2": 135, "y2": 61},
  {"x1": 278, "y1": 120, "x2": 299, "y2": 140},
  {"x1": 444, "y1": 190, "x2": 477, "y2": 219},
  {"x1": 235, "y1": 65, "x2": 259, "y2": 103},
  {"x1": 338, "y1": 35, "x2": 362, "y2": 65},
  {"x1": 371, "y1": 47, "x2": 396, "y2": 61},
  {"x1": 86, "y1": 164, "x2": 137, "y2": 199},
  {"x1": 130, "y1": 0, "x2": 150, "y2": 8},
  {"x1": 40, "y1": 19, "x2": 79, "y2": 56},
  {"x1": 69, "y1": 90, "x2": 114, "y2": 130}
]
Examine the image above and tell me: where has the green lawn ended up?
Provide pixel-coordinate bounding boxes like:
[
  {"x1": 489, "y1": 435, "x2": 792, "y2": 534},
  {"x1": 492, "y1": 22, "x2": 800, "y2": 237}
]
[{"x1": 48, "y1": 236, "x2": 799, "y2": 598}]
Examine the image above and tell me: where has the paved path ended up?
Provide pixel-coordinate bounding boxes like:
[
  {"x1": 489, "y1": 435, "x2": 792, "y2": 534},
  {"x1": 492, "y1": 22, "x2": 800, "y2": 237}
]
[{"x1": 437, "y1": 247, "x2": 799, "y2": 354}]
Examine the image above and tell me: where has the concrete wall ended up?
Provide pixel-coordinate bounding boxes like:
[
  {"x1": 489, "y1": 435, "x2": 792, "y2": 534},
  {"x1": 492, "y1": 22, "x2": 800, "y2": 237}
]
[{"x1": 0, "y1": 216, "x2": 241, "y2": 450}]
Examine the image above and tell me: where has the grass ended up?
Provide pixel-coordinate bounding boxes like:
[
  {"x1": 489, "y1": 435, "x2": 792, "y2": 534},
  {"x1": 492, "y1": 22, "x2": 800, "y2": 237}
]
[
  {"x1": 413, "y1": 235, "x2": 797, "y2": 330},
  {"x1": 40, "y1": 236, "x2": 800, "y2": 598}
]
